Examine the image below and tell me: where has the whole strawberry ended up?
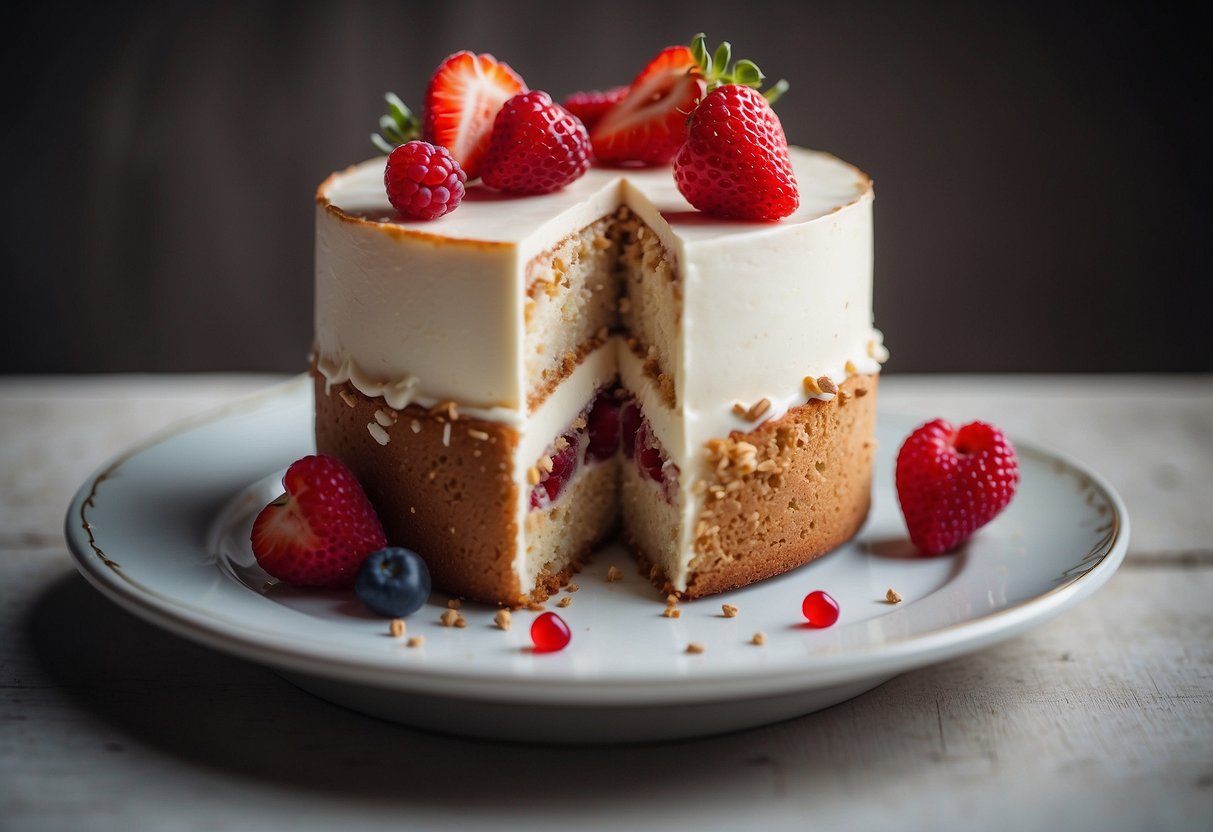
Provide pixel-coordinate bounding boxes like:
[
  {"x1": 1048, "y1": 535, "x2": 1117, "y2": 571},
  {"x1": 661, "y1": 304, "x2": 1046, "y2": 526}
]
[
  {"x1": 481, "y1": 91, "x2": 591, "y2": 194},
  {"x1": 674, "y1": 83, "x2": 799, "y2": 221},
  {"x1": 251, "y1": 455, "x2": 387, "y2": 588},
  {"x1": 384, "y1": 140, "x2": 466, "y2": 220},
  {"x1": 895, "y1": 420, "x2": 1020, "y2": 555}
]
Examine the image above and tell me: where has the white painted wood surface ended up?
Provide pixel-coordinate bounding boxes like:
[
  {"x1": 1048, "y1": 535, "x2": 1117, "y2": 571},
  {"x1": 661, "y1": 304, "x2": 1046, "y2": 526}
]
[{"x1": 1, "y1": 374, "x2": 1210, "y2": 831}]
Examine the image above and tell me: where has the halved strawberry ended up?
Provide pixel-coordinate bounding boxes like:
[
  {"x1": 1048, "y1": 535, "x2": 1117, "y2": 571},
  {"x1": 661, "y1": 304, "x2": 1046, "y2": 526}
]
[
  {"x1": 589, "y1": 46, "x2": 704, "y2": 166},
  {"x1": 423, "y1": 51, "x2": 527, "y2": 180},
  {"x1": 251, "y1": 455, "x2": 387, "y2": 588},
  {"x1": 562, "y1": 86, "x2": 629, "y2": 133}
]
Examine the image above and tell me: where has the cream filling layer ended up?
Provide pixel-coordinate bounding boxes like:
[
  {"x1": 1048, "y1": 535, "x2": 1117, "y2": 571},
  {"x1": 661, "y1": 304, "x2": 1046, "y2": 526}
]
[{"x1": 512, "y1": 341, "x2": 617, "y2": 593}]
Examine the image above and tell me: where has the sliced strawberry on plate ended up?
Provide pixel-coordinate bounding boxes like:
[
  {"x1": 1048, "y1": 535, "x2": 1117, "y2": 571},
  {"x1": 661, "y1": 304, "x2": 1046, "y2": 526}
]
[
  {"x1": 423, "y1": 51, "x2": 527, "y2": 180},
  {"x1": 251, "y1": 455, "x2": 387, "y2": 588},
  {"x1": 589, "y1": 46, "x2": 704, "y2": 166},
  {"x1": 562, "y1": 86, "x2": 628, "y2": 133}
]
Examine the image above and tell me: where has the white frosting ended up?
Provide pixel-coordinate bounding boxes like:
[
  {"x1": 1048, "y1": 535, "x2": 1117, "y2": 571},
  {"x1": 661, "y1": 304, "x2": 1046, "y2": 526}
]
[{"x1": 315, "y1": 148, "x2": 883, "y2": 591}]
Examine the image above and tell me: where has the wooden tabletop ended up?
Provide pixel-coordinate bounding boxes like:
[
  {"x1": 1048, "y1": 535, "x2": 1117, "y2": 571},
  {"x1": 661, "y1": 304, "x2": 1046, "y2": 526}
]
[{"x1": 2, "y1": 374, "x2": 1210, "y2": 831}]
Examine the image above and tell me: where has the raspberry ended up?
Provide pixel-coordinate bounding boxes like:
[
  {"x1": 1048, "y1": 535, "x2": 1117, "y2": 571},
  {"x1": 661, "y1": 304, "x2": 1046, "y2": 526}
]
[
  {"x1": 673, "y1": 84, "x2": 799, "y2": 221},
  {"x1": 895, "y1": 419, "x2": 1020, "y2": 555},
  {"x1": 384, "y1": 140, "x2": 466, "y2": 221},
  {"x1": 481, "y1": 91, "x2": 591, "y2": 194},
  {"x1": 250, "y1": 455, "x2": 387, "y2": 588}
]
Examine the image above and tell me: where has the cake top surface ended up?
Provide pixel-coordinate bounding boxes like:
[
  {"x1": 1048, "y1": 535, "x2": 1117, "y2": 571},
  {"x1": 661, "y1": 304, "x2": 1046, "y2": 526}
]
[{"x1": 319, "y1": 147, "x2": 871, "y2": 250}]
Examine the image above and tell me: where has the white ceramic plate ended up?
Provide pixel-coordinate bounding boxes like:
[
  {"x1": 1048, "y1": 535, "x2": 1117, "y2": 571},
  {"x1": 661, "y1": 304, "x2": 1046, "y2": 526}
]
[{"x1": 65, "y1": 376, "x2": 1127, "y2": 743}]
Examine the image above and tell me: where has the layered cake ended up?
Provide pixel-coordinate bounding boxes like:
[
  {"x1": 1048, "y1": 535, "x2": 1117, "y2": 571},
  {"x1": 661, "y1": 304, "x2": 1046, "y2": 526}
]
[{"x1": 313, "y1": 148, "x2": 886, "y2": 605}]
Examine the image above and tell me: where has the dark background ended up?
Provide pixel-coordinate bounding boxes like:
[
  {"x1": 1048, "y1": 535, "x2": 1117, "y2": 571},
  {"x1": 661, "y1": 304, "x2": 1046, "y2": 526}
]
[{"x1": 3, "y1": 0, "x2": 1209, "y2": 374}]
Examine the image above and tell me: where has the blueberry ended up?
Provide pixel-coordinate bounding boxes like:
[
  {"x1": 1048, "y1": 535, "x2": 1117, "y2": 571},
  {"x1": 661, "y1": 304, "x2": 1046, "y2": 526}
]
[{"x1": 355, "y1": 547, "x2": 431, "y2": 617}]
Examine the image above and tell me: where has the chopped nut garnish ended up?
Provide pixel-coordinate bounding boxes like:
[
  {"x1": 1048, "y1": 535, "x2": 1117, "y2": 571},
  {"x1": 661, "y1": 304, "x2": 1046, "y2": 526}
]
[
  {"x1": 886, "y1": 588, "x2": 903, "y2": 604},
  {"x1": 494, "y1": 609, "x2": 512, "y2": 630},
  {"x1": 817, "y1": 376, "x2": 838, "y2": 395},
  {"x1": 339, "y1": 389, "x2": 358, "y2": 408},
  {"x1": 527, "y1": 466, "x2": 541, "y2": 486},
  {"x1": 803, "y1": 376, "x2": 823, "y2": 395},
  {"x1": 722, "y1": 604, "x2": 739, "y2": 618},
  {"x1": 844, "y1": 360, "x2": 858, "y2": 375},
  {"x1": 665, "y1": 593, "x2": 679, "y2": 607},
  {"x1": 447, "y1": 599, "x2": 461, "y2": 610},
  {"x1": 686, "y1": 642, "x2": 704, "y2": 654},
  {"x1": 751, "y1": 632, "x2": 767, "y2": 646},
  {"x1": 527, "y1": 601, "x2": 545, "y2": 612},
  {"x1": 557, "y1": 596, "x2": 572, "y2": 608},
  {"x1": 537, "y1": 455, "x2": 554, "y2": 474},
  {"x1": 407, "y1": 636, "x2": 425, "y2": 648},
  {"x1": 389, "y1": 619, "x2": 406, "y2": 638},
  {"x1": 567, "y1": 582, "x2": 580, "y2": 593},
  {"x1": 440, "y1": 609, "x2": 459, "y2": 627},
  {"x1": 467, "y1": 428, "x2": 490, "y2": 441},
  {"x1": 570, "y1": 416, "x2": 587, "y2": 431},
  {"x1": 606, "y1": 565, "x2": 623, "y2": 583},
  {"x1": 454, "y1": 615, "x2": 467, "y2": 628},
  {"x1": 732, "y1": 402, "x2": 748, "y2": 418},
  {"x1": 427, "y1": 400, "x2": 458, "y2": 421},
  {"x1": 740, "y1": 398, "x2": 771, "y2": 421},
  {"x1": 410, "y1": 419, "x2": 422, "y2": 434},
  {"x1": 662, "y1": 607, "x2": 681, "y2": 618},
  {"x1": 374, "y1": 408, "x2": 396, "y2": 427},
  {"x1": 554, "y1": 436, "x2": 569, "y2": 450},
  {"x1": 367, "y1": 422, "x2": 390, "y2": 446}
]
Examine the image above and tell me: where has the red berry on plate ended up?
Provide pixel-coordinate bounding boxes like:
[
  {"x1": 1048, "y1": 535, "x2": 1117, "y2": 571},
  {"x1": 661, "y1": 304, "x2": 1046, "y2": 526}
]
[
  {"x1": 384, "y1": 141, "x2": 466, "y2": 221},
  {"x1": 589, "y1": 46, "x2": 705, "y2": 166},
  {"x1": 531, "y1": 611, "x2": 571, "y2": 652},
  {"x1": 562, "y1": 86, "x2": 629, "y2": 133},
  {"x1": 801, "y1": 590, "x2": 840, "y2": 628},
  {"x1": 481, "y1": 91, "x2": 592, "y2": 194},
  {"x1": 423, "y1": 51, "x2": 527, "y2": 180},
  {"x1": 895, "y1": 419, "x2": 1020, "y2": 555},
  {"x1": 251, "y1": 455, "x2": 387, "y2": 588},
  {"x1": 673, "y1": 84, "x2": 799, "y2": 221}
]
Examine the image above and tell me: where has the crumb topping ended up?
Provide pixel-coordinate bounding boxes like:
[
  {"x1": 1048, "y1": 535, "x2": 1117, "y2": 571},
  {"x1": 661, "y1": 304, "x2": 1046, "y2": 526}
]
[
  {"x1": 440, "y1": 609, "x2": 459, "y2": 627},
  {"x1": 886, "y1": 588, "x2": 903, "y2": 604},
  {"x1": 686, "y1": 642, "x2": 705, "y2": 654},
  {"x1": 407, "y1": 636, "x2": 425, "y2": 648},
  {"x1": 722, "y1": 604, "x2": 739, "y2": 618},
  {"x1": 494, "y1": 609, "x2": 512, "y2": 630},
  {"x1": 557, "y1": 596, "x2": 572, "y2": 608},
  {"x1": 662, "y1": 607, "x2": 681, "y2": 619},
  {"x1": 606, "y1": 565, "x2": 623, "y2": 582},
  {"x1": 447, "y1": 599, "x2": 461, "y2": 610},
  {"x1": 751, "y1": 632, "x2": 767, "y2": 646},
  {"x1": 389, "y1": 619, "x2": 406, "y2": 637}
]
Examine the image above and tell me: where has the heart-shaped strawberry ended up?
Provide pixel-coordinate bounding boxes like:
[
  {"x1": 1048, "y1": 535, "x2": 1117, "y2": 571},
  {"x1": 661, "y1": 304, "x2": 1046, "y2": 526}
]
[
  {"x1": 251, "y1": 455, "x2": 387, "y2": 588},
  {"x1": 895, "y1": 419, "x2": 1019, "y2": 555}
]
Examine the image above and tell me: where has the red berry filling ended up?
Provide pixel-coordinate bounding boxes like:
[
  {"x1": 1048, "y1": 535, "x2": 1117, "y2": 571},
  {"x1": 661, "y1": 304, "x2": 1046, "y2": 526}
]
[
  {"x1": 527, "y1": 390, "x2": 680, "y2": 511},
  {"x1": 529, "y1": 389, "x2": 619, "y2": 511}
]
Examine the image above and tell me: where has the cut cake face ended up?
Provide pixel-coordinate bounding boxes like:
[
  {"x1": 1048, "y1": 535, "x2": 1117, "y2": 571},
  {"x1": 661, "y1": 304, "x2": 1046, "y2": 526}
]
[{"x1": 313, "y1": 147, "x2": 886, "y2": 605}]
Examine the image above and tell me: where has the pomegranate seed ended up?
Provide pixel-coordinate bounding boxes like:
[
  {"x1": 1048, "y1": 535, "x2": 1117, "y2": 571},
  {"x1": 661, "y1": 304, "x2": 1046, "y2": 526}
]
[
  {"x1": 530, "y1": 611, "x2": 571, "y2": 652},
  {"x1": 586, "y1": 392, "x2": 620, "y2": 461},
  {"x1": 801, "y1": 590, "x2": 840, "y2": 628}
]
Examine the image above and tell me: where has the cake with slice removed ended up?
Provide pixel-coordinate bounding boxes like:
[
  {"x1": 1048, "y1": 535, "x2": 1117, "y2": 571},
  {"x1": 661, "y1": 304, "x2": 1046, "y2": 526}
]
[{"x1": 312, "y1": 145, "x2": 886, "y2": 605}]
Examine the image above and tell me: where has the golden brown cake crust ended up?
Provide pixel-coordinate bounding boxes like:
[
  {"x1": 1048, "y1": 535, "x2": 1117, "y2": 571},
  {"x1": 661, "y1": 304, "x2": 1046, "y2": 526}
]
[
  {"x1": 682, "y1": 373, "x2": 879, "y2": 599},
  {"x1": 312, "y1": 368, "x2": 525, "y2": 606}
]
